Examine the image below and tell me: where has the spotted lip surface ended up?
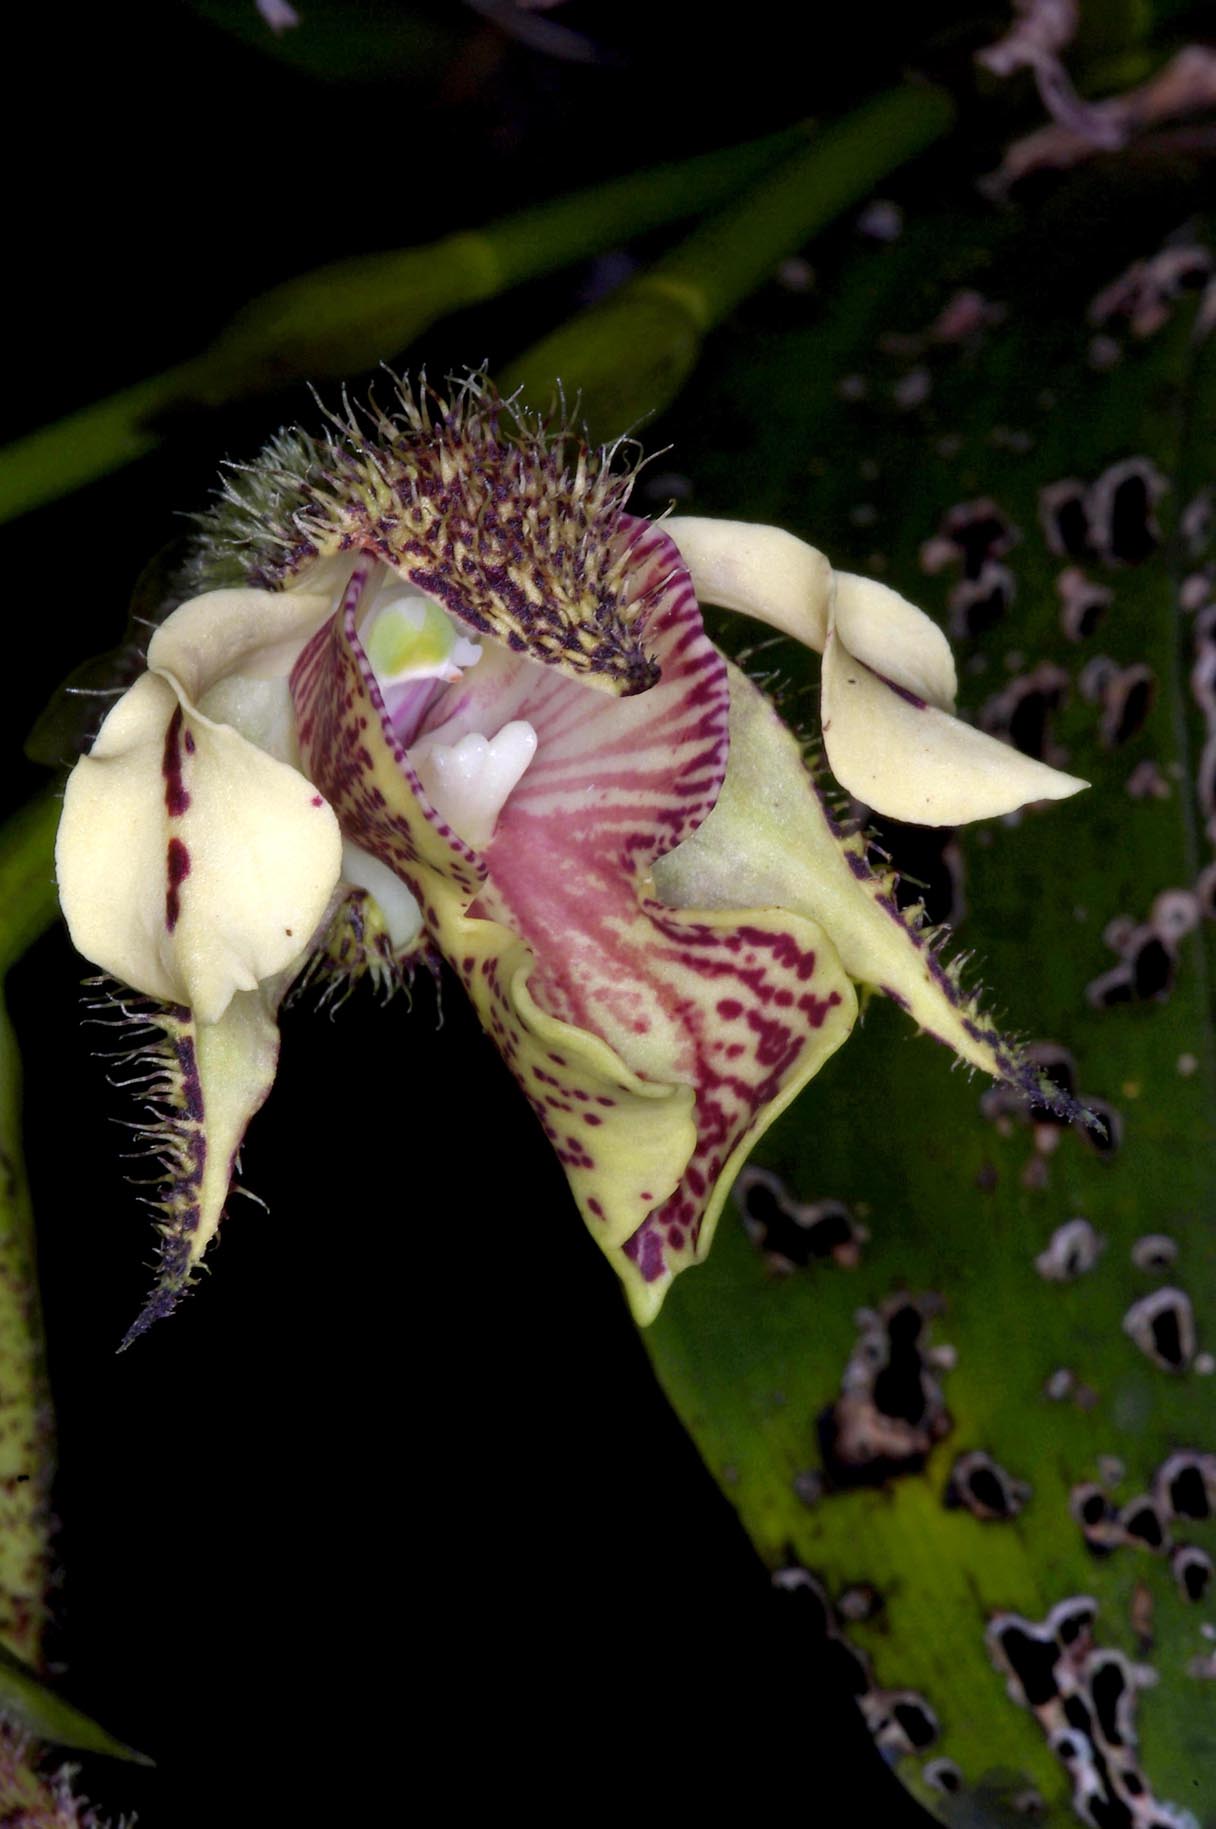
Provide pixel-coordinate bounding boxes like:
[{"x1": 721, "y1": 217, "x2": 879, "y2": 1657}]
[{"x1": 291, "y1": 515, "x2": 857, "y2": 1314}]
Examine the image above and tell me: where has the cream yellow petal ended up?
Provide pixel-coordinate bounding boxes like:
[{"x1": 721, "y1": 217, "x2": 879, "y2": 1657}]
[
  {"x1": 146, "y1": 586, "x2": 334, "y2": 700},
  {"x1": 820, "y1": 625, "x2": 1086, "y2": 823},
  {"x1": 831, "y1": 571, "x2": 957, "y2": 709},
  {"x1": 664, "y1": 516, "x2": 833, "y2": 648},
  {"x1": 664, "y1": 524, "x2": 1085, "y2": 822},
  {"x1": 56, "y1": 671, "x2": 342, "y2": 1024}
]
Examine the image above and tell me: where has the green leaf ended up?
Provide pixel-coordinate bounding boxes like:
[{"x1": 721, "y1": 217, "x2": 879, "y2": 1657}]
[
  {"x1": 504, "y1": 84, "x2": 955, "y2": 440},
  {"x1": 0, "y1": 795, "x2": 60, "y2": 1680},
  {"x1": 643, "y1": 186, "x2": 1216, "y2": 1825},
  {"x1": 0, "y1": 1641, "x2": 151, "y2": 1766}
]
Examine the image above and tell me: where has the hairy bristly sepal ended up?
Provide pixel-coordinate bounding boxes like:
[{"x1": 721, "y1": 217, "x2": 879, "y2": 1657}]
[
  {"x1": 86, "y1": 978, "x2": 284, "y2": 1346},
  {"x1": 290, "y1": 886, "x2": 438, "y2": 1011},
  {"x1": 186, "y1": 368, "x2": 663, "y2": 696},
  {"x1": 653, "y1": 662, "x2": 1088, "y2": 1123}
]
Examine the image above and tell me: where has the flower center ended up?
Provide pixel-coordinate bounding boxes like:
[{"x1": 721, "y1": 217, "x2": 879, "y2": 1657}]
[
  {"x1": 410, "y1": 722, "x2": 538, "y2": 852},
  {"x1": 357, "y1": 565, "x2": 538, "y2": 852},
  {"x1": 364, "y1": 591, "x2": 483, "y2": 685}
]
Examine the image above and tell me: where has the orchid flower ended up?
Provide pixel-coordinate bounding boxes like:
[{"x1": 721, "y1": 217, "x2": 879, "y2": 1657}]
[{"x1": 54, "y1": 376, "x2": 1085, "y2": 1339}]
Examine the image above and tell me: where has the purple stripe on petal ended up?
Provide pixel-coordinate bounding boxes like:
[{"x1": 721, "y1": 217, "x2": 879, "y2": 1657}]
[
  {"x1": 162, "y1": 705, "x2": 192, "y2": 816},
  {"x1": 165, "y1": 837, "x2": 191, "y2": 932},
  {"x1": 873, "y1": 669, "x2": 929, "y2": 710},
  {"x1": 621, "y1": 910, "x2": 849, "y2": 1286}
]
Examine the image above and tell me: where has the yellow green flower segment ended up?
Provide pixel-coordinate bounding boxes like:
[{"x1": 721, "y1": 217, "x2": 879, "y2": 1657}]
[{"x1": 55, "y1": 375, "x2": 1084, "y2": 1339}]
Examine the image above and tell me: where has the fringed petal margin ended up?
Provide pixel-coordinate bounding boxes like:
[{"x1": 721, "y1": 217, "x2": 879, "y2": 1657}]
[
  {"x1": 290, "y1": 881, "x2": 436, "y2": 1011},
  {"x1": 86, "y1": 978, "x2": 284, "y2": 1346},
  {"x1": 653, "y1": 662, "x2": 1089, "y2": 1119},
  {"x1": 665, "y1": 516, "x2": 1087, "y2": 823}
]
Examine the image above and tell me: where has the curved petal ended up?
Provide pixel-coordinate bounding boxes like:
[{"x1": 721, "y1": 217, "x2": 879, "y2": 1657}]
[
  {"x1": 57, "y1": 670, "x2": 343, "y2": 1025},
  {"x1": 831, "y1": 571, "x2": 957, "y2": 709},
  {"x1": 118, "y1": 982, "x2": 284, "y2": 1345},
  {"x1": 664, "y1": 515, "x2": 833, "y2": 648},
  {"x1": 665, "y1": 520, "x2": 959, "y2": 705},
  {"x1": 667, "y1": 517, "x2": 1086, "y2": 823},
  {"x1": 151, "y1": 585, "x2": 338, "y2": 766},
  {"x1": 442, "y1": 916, "x2": 701, "y2": 1253},
  {"x1": 610, "y1": 901, "x2": 855, "y2": 1320},
  {"x1": 820, "y1": 619, "x2": 1087, "y2": 823}
]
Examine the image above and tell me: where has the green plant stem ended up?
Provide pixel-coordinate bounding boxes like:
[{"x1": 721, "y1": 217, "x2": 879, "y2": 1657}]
[
  {"x1": 0, "y1": 122, "x2": 812, "y2": 528},
  {"x1": 502, "y1": 82, "x2": 956, "y2": 440},
  {"x1": 0, "y1": 793, "x2": 61, "y2": 977},
  {"x1": 0, "y1": 371, "x2": 193, "y2": 531},
  {"x1": 484, "y1": 121, "x2": 812, "y2": 286},
  {"x1": 0, "y1": 791, "x2": 59, "y2": 1673},
  {"x1": 658, "y1": 82, "x2": 955, "y2": 326},
  {"x1": 0, "y1": 791, "x2": 160, "y2": 1764}
]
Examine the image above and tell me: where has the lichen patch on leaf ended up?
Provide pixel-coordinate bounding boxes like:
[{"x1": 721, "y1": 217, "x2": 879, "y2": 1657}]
[
  {"x1": 987, "y1": 1598, "x2": 1194, "y2": 1829},
  {"x1": 1171, "y1": 1545, "x2": 1213, "y2": 1605},
  {"x1": 773, "y1": 1564, "x2": 941, "y2": 1768},
  {"x1": 815, "y1": 1293, "x2": 953, "y2": 1489},
  {"x1": 1077, "y1": 657, "x2": 1156, "y2": 750},
  {"x1": 1131, "y1": 1234, "x2": 1179, "y2": 1274},
  {"x1": 1086, "y1": 892, "x2": 1198, "y2": 1009},
  {"x1": 1035, "y1": 1217, "x2": 1106, "y2": 1282},
  {"x1": 944, "y1": 1450, "x2": 1031, "y2": 1522},
  {"x1": 733, "y1": 1165, "x2": 866, "y2": 1272},
  {"x1": 1122, "y1": 1288, "x2": 1197, "y2": 1374},
  {"x1": 981, "y1": 663, "x2": 1071, "y2": 768},
  {"x1": 1057, "y1": 567, "x2": 1113, "y2": 643}
]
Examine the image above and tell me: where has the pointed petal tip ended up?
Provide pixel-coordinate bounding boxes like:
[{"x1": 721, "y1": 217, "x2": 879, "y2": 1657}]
[
  {"x1": 822, "y1": 656, "x2": 1091, "y2": 825},
  {"x1": 623, "y1": 1268, "x2": 669, "y2": 1328},
  {"x1": 1004, "y1": 1056, "x2": 1103, "y2": 1135},
  {"x1": 118, "y1": 1280, "x2": 188, "y2": 1353}
]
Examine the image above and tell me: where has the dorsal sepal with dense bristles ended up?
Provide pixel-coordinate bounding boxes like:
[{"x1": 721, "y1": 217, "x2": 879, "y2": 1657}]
[
  {"x1": 187, "y1": 370, "x2": 663, "y2": 695},
  {"x1": 82, "y1": 976, "x2": 284, "y2": 1347}
]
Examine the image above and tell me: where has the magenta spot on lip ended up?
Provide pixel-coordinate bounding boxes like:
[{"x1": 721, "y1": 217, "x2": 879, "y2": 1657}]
[
  {"x1": 311, "y1": 794, "x2": 324, "y2": 807},
  {"x1": 162, "y1": 706, "x2": 191, "y2": 816},
  {"x1": 165, "y1": 837, "x2": 191, "y2": 932}
]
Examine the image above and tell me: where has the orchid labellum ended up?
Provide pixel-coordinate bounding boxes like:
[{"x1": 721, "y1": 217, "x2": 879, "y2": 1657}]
[{"x1": 55, "y1": 376, "x2": 1085, "y2": 1340}]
